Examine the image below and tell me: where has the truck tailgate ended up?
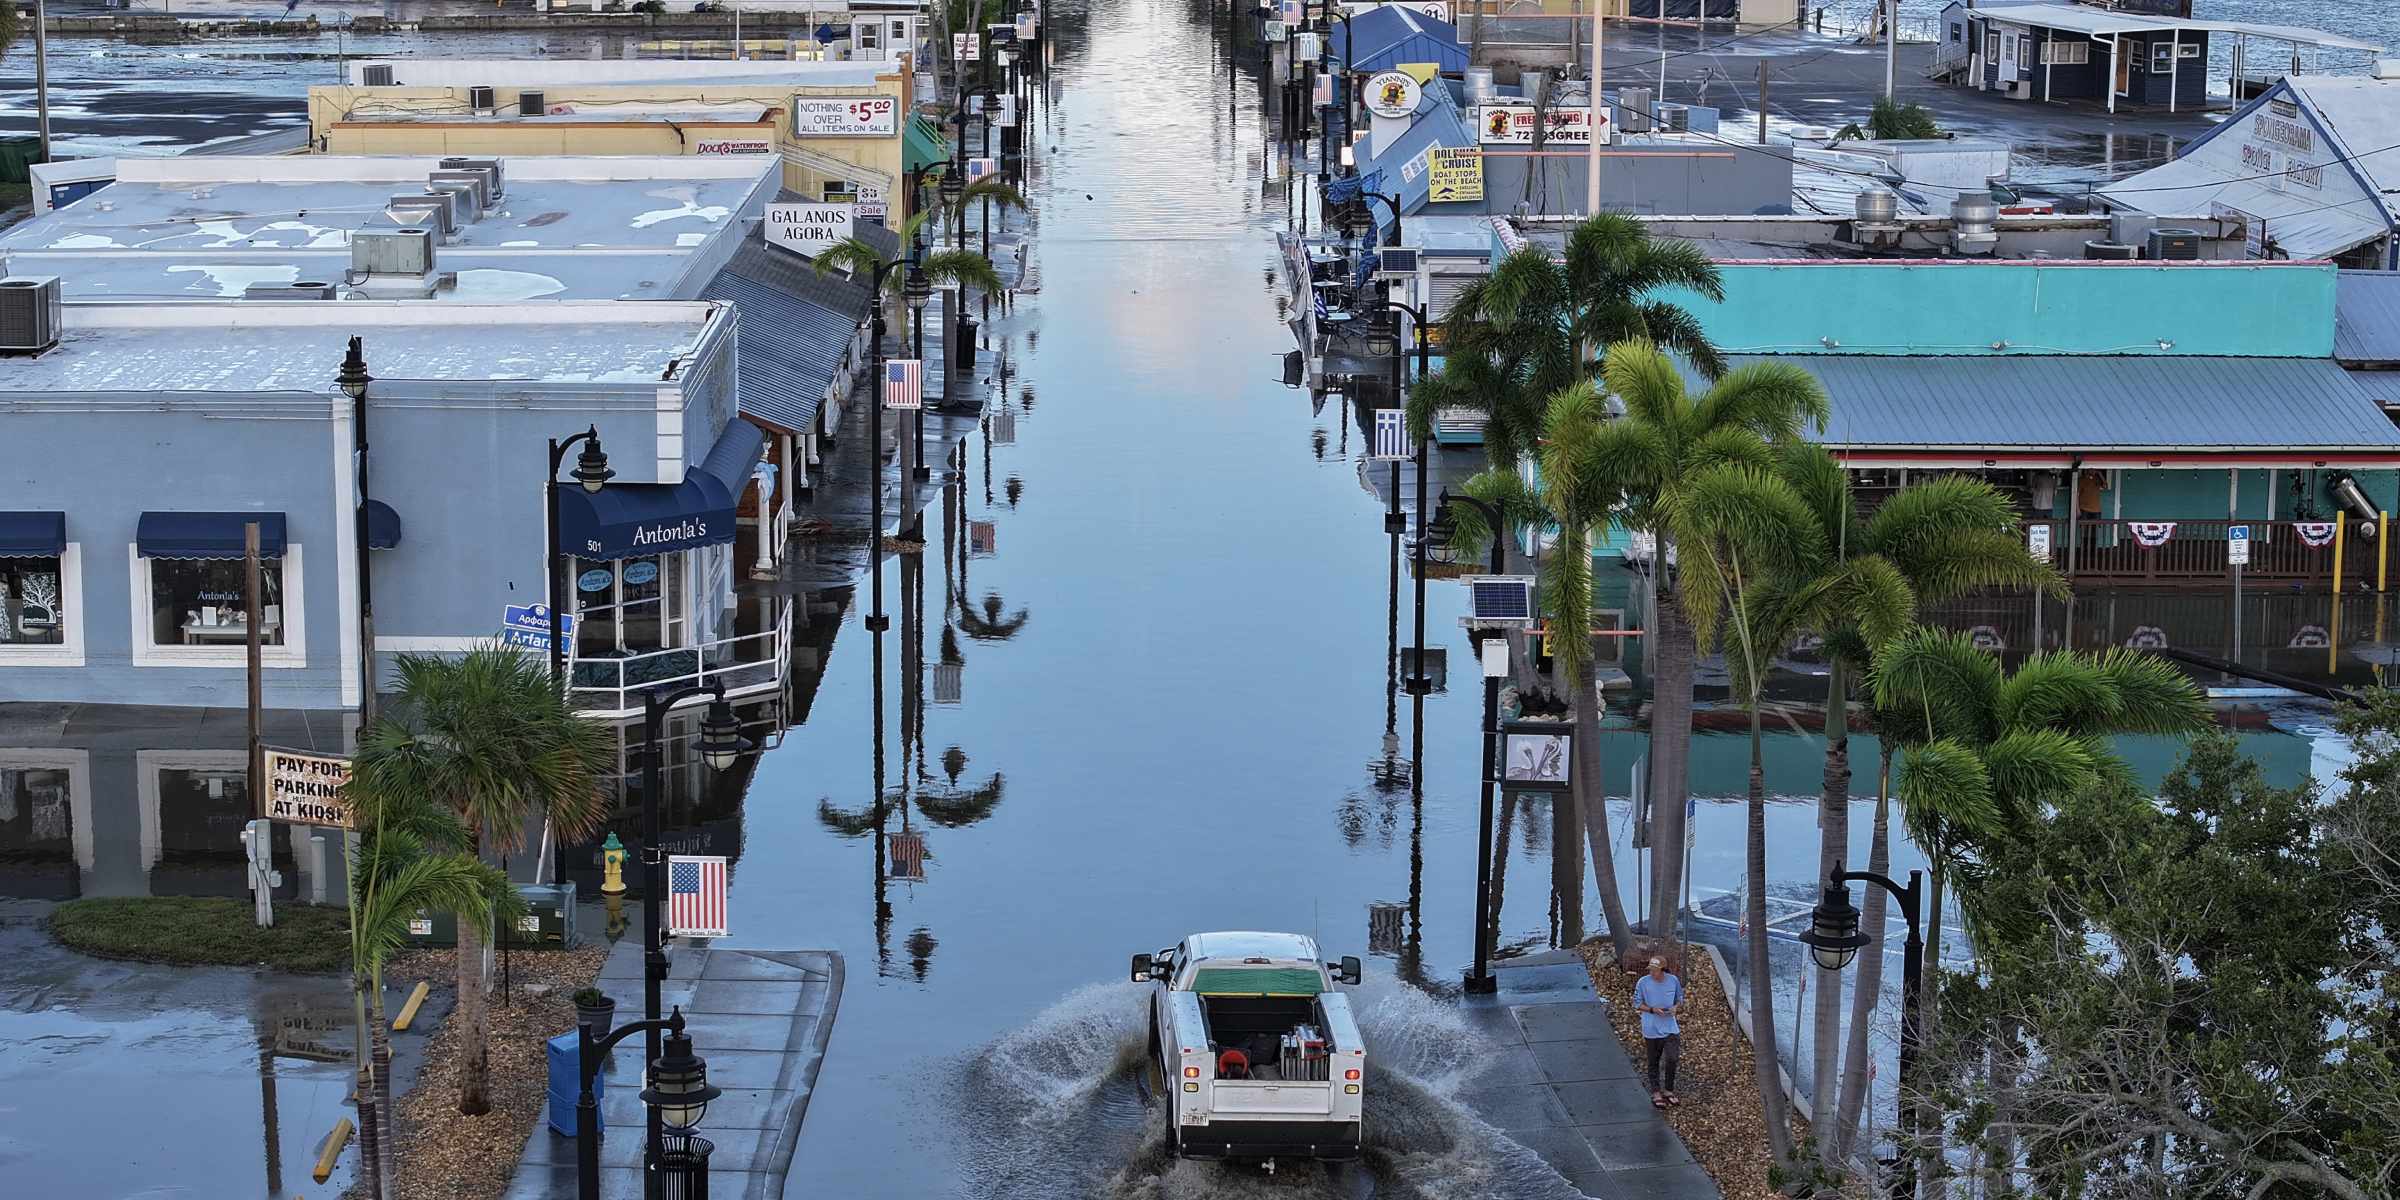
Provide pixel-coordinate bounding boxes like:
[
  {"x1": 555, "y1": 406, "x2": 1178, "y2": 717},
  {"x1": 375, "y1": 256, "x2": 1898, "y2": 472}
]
[{"x1": 1209, "y1": 1080, "x2": 1333, "y2": 1115}]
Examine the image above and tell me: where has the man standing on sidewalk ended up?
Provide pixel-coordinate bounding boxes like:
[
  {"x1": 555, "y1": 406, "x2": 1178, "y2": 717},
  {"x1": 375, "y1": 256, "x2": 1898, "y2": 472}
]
[{"x1": 1634, "y1": 956, "x2": 1684, "y2": 1108}]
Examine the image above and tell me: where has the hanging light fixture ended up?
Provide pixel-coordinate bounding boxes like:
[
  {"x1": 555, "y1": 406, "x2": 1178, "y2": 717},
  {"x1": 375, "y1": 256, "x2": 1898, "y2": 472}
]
[
  {"x1": 638, "y1": 1017, "x2": 723, "y2": 1131},
  {"x1": 1364, "y1": 312, "x2": 1399, "y2": 360},
  {"x1": 336, "y1": 335, "x2": 373, "y2": 401},
  {"x1": 1796, "y1": 882, "x2": 1871, "y2": 972},
  {"x1": 571, "y1": 427, "x2": 614, "y2": 494},
  {"x1": 696, "y1": 698, "x2": 753, "y2": 771}
]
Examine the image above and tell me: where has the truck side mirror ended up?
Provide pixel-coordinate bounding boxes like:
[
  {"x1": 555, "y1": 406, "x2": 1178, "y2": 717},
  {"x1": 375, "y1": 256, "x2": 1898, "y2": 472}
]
[
  {"x1": 1131, "y1": 953, "x2": 1153, "y2": 983},
  {"x1": 1338, "y1": 956, "x2": 1363, "y2": 985}
]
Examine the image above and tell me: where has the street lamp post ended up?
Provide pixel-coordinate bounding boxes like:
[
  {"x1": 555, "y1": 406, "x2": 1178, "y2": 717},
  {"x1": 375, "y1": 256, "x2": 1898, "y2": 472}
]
[
  {"x1": 633, "y1": 682, "x2": 751, "y2": 1199},
  {"x1": 576, "y1": 1006, "x2": 719, "y2": 1200},
  {"x1": 546, "y1": 428, "x2": 615, "y2": 683},
  {"x1": 1434, "y1": 490, "x2": 1506, "y2": 993},
  {"x1": 863, "y1": 257, "x2": 910, "y2": 633},
  {"x1": 337, "y1": 338, "x2": 376, "y2": 724},
  {"x1": 1798, "y1": 862, "x2": 1926, "y2": 1189}
]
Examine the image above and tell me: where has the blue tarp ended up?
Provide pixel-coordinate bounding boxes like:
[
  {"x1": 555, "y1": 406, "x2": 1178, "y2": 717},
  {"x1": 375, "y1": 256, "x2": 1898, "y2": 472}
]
[
  {"x1": 1335, "y1": 6, "x2": 1468, "y2": 74},
  {"x1": 137, "y1": 512, "x2": 286, "y2": 560},
  {"x1": 555, "y1": 420, "x2": 764, "y2": 561},
  {"x1": 0, "y1": 511, "x2": 64, "y2": 557}
]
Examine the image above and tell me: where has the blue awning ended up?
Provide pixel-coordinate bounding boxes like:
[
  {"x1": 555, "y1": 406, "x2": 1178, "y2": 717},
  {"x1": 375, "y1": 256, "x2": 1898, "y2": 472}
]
[
  {"x1": 555, "y1": 420, "x2": 766, "y2": 561},
  {"x1": 365, "y1": 499, "x2": 401, "y2": 549},
  {"x1": 137, "y1": 512, "x2": 287, "y2": 560},
  {"x1": 706, "y1": 271, "x2": 851, "y2": 435},
  {"x1": 0, "y1": 512, "x2": 65, "y2": 557}
]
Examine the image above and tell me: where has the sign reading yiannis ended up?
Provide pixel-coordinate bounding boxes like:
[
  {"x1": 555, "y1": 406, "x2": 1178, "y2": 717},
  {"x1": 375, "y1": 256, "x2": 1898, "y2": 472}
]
[
  {"x1": 266, "y1": 749, "x2": 353, "y2": 829},
  {"x1": 765, "y1": 203, "x2": 856, "y2": 257},
  {"x1": 791, "y1": 94, "x2": 900, "y2": 137}
]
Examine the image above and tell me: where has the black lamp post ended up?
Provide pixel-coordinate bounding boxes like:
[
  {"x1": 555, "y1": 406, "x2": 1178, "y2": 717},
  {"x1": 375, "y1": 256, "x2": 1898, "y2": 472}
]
[
  {"x1": 1435, "y1": 489, "x2": 1507, "y2": 993},
  {"x1": 546, "y1": 427, "x2": 614, "y2": 683},
  {"x1": 1798, "y1": 862, "x2": 1925, "y2": 1187},
  {"x1": 337, "y1": 337, "x2": 377, "y2": 724},
  {"x1": 633, "y1": 681, "x2": 751, "y2": 1199},
  {"x1": 1357, "y1": 191, "x2": 1403, "y2": 248},
  {"x1": 905, "y1": 259, "x2": 932, "y2": 362},
  {"x1": 576, "y1": 1006, "x2": 717, "y2": 1200},
  {"x1": 862, "y1": 257, "x2": 910, "y2": 633}
]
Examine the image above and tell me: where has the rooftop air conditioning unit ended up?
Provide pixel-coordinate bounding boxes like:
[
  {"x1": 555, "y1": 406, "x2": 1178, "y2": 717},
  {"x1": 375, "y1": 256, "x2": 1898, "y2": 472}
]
[
  {"x1": 353, "y1": 228, "x2": 436, "y2": 277},
  {"x1": 241, "y1": 281, "x2": 338, "y2": 300},
  {"x1": 468, "y1": 85, "x2": 495, "y2": 112},
  {"x1": 2084, "y1": 240, "x2": 2139, "y2": 260},
  {"x1": 1617, "y1": 86, "x2": 1654, "y2": 132},
  {"x1": 439, "y1": 157, "x2": 505, "y2": 198},
  {"x1": 518, "y1": 90, "x2": 546, "y2": 117},
  {"x1": 387, "y1": 191, "x2": 458, "y2": 235},
  {"x1": 0, "y1": 276, "x2": 64, "y2": 353},
  {"x1": 1655, "y1": 103, "x2": 1691, "y2": 133},
  {"x1": 428, "y1": 169, "x2": 494, "y2": 214},
  {"x1": 2147, "y1": 227, "x2": 2202, "y2": 260},
  {"x1": 361, "y1": 64, "x2": 394, "y2": 87}
]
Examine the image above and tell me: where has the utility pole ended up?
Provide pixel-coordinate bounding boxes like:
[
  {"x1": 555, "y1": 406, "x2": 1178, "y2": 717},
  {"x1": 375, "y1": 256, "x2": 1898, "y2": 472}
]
[
  {"x1": 33, "y1": 0, "x2": 52, "y2": 165},
  {"x1": 1586, "y1": 0, "x2": 1603, "y2": 217},
  {"x1": 1759, "y1": 60, "x2": 1770, "y2": 144}
]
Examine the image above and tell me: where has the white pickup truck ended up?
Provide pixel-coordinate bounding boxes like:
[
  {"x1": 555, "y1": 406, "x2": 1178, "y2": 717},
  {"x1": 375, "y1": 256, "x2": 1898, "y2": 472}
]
[{"x1": 1133, "y1": 931, "x2": 1367, "y2": 1162}]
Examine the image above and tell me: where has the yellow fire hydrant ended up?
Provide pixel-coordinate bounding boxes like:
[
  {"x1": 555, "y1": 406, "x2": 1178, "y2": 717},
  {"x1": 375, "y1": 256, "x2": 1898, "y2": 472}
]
[{"x1": 600, "y1": 831, "x2": 628, "y2": 895}]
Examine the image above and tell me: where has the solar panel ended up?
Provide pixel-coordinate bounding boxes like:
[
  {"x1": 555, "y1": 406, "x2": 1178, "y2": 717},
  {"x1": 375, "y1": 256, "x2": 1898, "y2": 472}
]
[
  {"x1": 1377, "y1": 247, "x2": 1421, "y2": 275},
  {"x1": 1462, "y1": 575, "x2": 1536, "y2": 623}
]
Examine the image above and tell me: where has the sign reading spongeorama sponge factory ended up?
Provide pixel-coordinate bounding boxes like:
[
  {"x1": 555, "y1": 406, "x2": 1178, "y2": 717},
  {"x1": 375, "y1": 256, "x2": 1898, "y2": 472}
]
[{"x1": 267, "y1": 749, "x2": 353, "y2": 829}]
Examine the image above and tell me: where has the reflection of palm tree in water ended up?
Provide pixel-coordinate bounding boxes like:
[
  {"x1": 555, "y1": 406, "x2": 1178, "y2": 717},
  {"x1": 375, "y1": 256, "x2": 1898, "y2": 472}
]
[
  {"x1": 957, "y1": 593, "x2": 1029, "y2": 641},
  {"x1": 917, "y1": 744, "x2": 1006, "y2": 828}
]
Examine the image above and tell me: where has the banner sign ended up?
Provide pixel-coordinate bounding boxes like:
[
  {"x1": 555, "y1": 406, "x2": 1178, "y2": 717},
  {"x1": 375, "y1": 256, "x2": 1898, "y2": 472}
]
[
  {"x1": 666, "y1": 855, "x2": 728, "y2": 938},
  {"x1": 791, "y1": 94, "x2": 899, "y2": 137},
  {"x1": 693, "y1": 137, "x2": 774, "y2": 156},
  {"x1": 1476, "y1": 104, "x2": 1600, "y2": 145},
  {"x1": 764, "y1": 202, "x2": 856, "y2": 257},
  {"x1": 1427, "y1": 145, "x2": 1483, "y2": 202},
  {"x1": 266, "y1": 749, "x2": 353, "y2": 829}
]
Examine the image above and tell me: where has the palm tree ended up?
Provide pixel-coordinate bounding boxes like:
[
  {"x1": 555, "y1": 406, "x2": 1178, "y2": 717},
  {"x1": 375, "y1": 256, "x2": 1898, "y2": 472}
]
[
  {"x1": 340, "y1": 789, "x2": 517, "y2": 1199},
  {"x1": 1760, "y1": 446, "x2": 2065, "y2": 1136},
  {"x1": 1858, "y1": 630, "x2": 2208, "y2": 1180},
  {"x1": 1677, "y1": 456, "x2": 1847, "y2": 1167},
  {"x1": 359, "y1": 647, "x2": 613, "y2": 1115},
  {"x1": 1563, "y1": 342, "x2": 1829, "y2": 943}
]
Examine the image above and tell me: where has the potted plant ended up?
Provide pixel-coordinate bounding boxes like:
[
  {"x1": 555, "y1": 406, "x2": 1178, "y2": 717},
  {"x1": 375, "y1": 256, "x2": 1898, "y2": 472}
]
[{"x1": 572, "y1": 987, "x2": 616, "y2": 1034}]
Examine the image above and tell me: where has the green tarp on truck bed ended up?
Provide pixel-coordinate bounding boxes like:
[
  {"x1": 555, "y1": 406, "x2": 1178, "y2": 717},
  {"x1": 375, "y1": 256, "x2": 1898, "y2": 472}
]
[{"x1": 1192, "y1": 967, "x2": 1323, "y2": 996}]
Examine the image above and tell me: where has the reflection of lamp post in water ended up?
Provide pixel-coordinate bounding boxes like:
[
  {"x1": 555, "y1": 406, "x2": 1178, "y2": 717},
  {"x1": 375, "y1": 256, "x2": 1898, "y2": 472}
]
[{"x1": 1432, "y1": 491, "x2": 1510, "y2": 991}]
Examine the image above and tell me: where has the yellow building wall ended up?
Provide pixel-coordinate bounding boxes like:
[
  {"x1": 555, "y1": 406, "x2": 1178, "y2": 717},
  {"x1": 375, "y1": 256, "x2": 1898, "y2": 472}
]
[{"x1": 309, "y1": 75, "x2": 915, "y2": 211}]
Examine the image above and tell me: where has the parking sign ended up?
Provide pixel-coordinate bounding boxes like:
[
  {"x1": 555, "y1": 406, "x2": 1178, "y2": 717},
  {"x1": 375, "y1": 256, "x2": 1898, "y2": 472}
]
[{"x1": 2228, "y1": 525, "x2": 2251, "y2": 566}]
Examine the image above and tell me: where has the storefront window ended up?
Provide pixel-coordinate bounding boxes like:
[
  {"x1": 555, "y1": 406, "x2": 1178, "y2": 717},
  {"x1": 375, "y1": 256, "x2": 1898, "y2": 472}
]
[
  {"x1": 151, "y1": 559, "x2": 283, "y2": 647},
  {"x1": 154, "y1": 767, "x2": 252, "y2": 896},
  {"x1": 0, "y1": 765, "x2": 76, "y2": 899},
  {"x1": 0, "y1": 557, "x2": 64, "y2": 646},
  {"x1": 572, "y1": 553, "x2": 686, "y2": 657}
]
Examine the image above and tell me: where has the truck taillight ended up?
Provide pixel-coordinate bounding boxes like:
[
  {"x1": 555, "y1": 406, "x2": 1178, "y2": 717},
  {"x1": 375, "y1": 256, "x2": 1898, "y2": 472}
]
[
  {"x1": 1345, "y1": 1069, "x2": 1360, "y2": 1080},
  {"x1": 1184, "y1": 1066, "x2": 1201, "y2": 1078}
]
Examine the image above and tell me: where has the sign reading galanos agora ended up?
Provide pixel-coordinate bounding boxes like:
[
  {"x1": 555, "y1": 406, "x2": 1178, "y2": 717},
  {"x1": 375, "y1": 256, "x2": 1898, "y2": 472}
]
[
  {"x1": 766, "y1": 203, "x2": 856, "y2": 258},
  {"x1": 267, "y1": 749, "x2": 353, "y2": 829}
]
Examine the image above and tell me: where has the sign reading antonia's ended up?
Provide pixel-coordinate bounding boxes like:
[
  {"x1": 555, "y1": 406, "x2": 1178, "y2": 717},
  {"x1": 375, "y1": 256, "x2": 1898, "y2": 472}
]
[{"x1": 267, "y1": 749, "x2": 353, "y2": 828}]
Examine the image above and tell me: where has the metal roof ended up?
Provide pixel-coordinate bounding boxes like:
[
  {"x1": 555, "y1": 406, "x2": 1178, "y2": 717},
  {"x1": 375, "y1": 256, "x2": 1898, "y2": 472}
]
[
  {"x1": 1332, "y1": 5, "x2": 1469, "y2": 74},
  {"x1": 1970, "y1": 3, "x2": 2384, "y2": 51},
  {"x1": 703, "y1": 243, "x2": 858, "y2": 435},
  {"x1": 2336, "y1": 271, "x2": 2400, "y2": 365},
  {"x1": 343, "y1": 58, "x2": 893, "y2": 88},
  {"x1": 1359, "y1": 87, "x2": 1475, "y2": 235},
  {"x1": 1731, "y1": 354, "x2": 2400, "y2": 454}
]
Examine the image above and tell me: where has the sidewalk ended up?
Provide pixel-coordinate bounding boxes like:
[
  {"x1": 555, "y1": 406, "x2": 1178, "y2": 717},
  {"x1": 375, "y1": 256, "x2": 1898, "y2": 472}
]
[
  {"x1": 501, "y1": 940, "x2": 844, "y2": 1200},
  {"x1": 1458, "y1": 950, "x2": 1720, "y2": 1200}
]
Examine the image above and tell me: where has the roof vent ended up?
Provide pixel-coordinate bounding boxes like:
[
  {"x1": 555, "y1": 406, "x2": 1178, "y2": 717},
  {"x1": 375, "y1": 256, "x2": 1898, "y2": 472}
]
[
  {"x1": 353, "y1": 228, "x2": 436, "y2": 278},
  {"x1": 362, "y1": 64, "x2": 394, "y2": 87},
  {"x1": 242, "y1": 281, "x2": 337, "y2": 300},
  {"x1": 387, "y1": 191, "x2": 458, "y2": 236},
  {"x1": 518, "y1": 90, "x2": 546, "y2": 117},
  {"x1": 429, "y1": 167, "x2": 496, "y2": 215},
  {"x1": 440, "y1": 157, "x2": 505, "y2": 199},
  {"x1": 0, "y1": 276, "x2": 63, "y2": 354}
]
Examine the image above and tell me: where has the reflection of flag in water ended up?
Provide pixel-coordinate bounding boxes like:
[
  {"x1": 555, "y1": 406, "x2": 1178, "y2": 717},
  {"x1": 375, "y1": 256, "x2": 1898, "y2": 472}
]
[
  {"x1": 890, "y1": 832, "x2": 927, "y2": 881},
  {"x1": 932, "y1": 662, "x2": 962, "y2": 705},
  {"x1": 969, "y1": 521, "x2": 995, "y2": 556},
  {"x1": 884, "y1": 359, "x2": 923, "y2": 410},
  {"x1": 667, "y1": 856, "x2": 728, "y2": 938}
]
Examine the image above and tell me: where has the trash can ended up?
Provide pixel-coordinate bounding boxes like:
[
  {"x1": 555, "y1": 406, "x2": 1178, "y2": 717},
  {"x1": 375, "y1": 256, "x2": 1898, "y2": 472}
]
[
  {"x1": 546, "y1": 1029, "x2": 604, "y2": 1136},
  {"x1": 507, "y1": 881, "x2": 579, "y2": 950},
  {"x1": 952, "y1": 317, "x2": 978, "y2": 369}
]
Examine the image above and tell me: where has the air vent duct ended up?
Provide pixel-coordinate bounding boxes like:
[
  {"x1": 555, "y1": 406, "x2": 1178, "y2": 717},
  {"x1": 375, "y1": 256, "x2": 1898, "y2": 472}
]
[
  {"x1": 387, "y1": 192, "x2": 458, "y2": 235},
  {"x1": 438, "y1": 157, "x2": 505, "y2": 198},
  {"x1": 0, "y1": 276, "x2": 63, "y2": 353},
  {"x1": 429, "y1": 168, "x2": 495, "y2": 214}
]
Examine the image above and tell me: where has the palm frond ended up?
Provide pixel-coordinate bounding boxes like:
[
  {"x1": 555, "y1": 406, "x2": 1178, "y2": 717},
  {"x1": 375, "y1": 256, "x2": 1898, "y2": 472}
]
[
  {"x1": 921, "y1": 249, "x2": 1005, "y2": 295},
  {"x1": 810, "y1": 237, "x2": 887, "y2": 279}
]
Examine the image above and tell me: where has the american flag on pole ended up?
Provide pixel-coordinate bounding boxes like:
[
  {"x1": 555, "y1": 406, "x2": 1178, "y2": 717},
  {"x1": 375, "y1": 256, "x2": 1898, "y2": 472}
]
[
  {"x1": 1372, "y1": 409, "x2": 1414, "y2": 461},
  {"x1": 883, "y1": 359, "x2": 923, "y2": 410},
  {"x1": 666, "y1": 856, "x2": 728, "y2": 938}
]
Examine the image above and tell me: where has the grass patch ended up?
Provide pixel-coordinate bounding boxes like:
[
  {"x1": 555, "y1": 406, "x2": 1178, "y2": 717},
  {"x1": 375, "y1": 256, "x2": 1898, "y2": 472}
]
[{"x1": 49, "y1": 896, "x2": 354, "y2": 973}]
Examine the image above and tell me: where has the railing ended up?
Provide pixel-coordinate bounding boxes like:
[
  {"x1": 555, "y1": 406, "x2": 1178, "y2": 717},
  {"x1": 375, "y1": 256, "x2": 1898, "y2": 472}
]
[
  {"x1": 567, "y1": 605, "x2": 791, "y2": 720},
  {"x1": 2031, "y1": 518, "x2": 2381, "y2": 586}
]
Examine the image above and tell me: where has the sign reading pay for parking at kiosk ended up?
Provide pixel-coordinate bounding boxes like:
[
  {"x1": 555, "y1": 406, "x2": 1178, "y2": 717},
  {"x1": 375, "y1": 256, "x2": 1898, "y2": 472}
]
[{"x1": 266, "y1": 749, "x2": 353, "y2": 829}]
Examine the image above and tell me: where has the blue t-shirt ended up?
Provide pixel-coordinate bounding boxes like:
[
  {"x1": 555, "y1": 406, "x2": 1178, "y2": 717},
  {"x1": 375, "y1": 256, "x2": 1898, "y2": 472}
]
[{"x1": 1634, "y1": 973, "x2": 1683, "y2": 1038}]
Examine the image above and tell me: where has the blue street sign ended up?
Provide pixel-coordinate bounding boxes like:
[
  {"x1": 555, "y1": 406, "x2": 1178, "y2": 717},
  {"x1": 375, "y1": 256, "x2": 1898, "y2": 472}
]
[{"x1": 503, "y1": 604, "x2": 573, "y2": 636}]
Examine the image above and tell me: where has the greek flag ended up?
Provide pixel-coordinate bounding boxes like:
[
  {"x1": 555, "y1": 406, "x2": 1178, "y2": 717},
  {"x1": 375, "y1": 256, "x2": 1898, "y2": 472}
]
[
  {"x1": 1313, "y1": 287, "x2": 1328, "y2": 320},
  {"x1": 1372, "y1": 409, "x2": 1414, "y2": 461}
]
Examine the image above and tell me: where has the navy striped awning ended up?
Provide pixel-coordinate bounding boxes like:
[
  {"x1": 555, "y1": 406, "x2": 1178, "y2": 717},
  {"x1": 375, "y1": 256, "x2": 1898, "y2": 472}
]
[
  {"x1": 707, "y1": 271, "x2": 852, "y2": 435},
  {"x1": 137, "y1": 512, "x2": 287, "y2": 560},
  {"x1": 556, "y1": 419, "x2": 765, "y2": 561},
  {"x1": 0, "y1": 512, "x2": 65, "y2": 557}
]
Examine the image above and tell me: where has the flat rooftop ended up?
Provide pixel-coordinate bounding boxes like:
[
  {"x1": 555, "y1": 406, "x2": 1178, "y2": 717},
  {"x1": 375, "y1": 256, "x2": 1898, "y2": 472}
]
[
  {"x1": 330, "y1": 102, "x2": 776, "y2": 126},
  {"x1": 0, "y1": 155, "x2": 778, "y2": 303},
  {"x1": 342, "y1": 59, "x2": 894, "y2": 88},
  {"x1": 0, "y1": 302, "x2": 723, "y2": 394}
]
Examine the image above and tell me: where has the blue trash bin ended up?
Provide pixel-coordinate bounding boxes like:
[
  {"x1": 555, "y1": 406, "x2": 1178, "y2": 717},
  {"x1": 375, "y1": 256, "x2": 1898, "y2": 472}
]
[{"x1": 546, "y1": 1030, "x2": 605, "y2": 1137}]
